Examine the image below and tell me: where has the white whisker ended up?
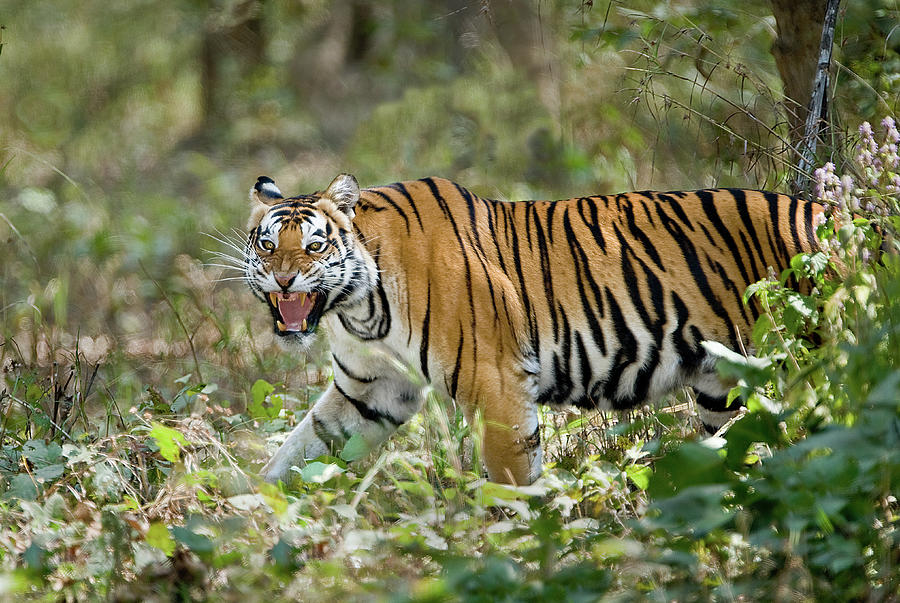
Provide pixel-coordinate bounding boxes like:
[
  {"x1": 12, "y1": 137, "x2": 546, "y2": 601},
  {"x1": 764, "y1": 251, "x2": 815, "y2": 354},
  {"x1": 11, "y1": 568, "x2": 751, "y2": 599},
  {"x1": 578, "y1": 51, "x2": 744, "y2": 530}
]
[
  {"x1": 204, "y1": 263, "x2": 245, "y2": 272},
  {"x1": 212, "y1": 276, "x2": 251, "y2": 283},
  {"x1": 204, "y1": 252, "x2": 246, "y2": 266}
]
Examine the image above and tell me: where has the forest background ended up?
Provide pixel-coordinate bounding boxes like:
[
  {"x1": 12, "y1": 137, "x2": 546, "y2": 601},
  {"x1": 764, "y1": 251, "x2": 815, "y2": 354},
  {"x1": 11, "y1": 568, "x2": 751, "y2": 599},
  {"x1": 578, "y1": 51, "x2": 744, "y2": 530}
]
[{"x1": 0, "y1": 0, "x2": 898, "y2": 600}]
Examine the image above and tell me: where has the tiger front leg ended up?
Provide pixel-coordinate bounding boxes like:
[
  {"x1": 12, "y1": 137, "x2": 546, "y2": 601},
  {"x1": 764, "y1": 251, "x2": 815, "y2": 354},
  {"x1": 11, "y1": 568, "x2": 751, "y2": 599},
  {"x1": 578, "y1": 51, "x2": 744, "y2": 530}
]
[{"x1": 262, "y1": 381, "x2": 412, "y2": 484}]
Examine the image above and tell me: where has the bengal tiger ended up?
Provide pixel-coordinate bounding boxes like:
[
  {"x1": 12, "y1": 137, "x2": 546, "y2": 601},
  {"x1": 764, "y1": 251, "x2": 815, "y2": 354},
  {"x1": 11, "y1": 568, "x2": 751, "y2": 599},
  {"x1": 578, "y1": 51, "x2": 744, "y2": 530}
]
[{"x1": 242, "y1": 174, "x2": 823, "y2": 485}]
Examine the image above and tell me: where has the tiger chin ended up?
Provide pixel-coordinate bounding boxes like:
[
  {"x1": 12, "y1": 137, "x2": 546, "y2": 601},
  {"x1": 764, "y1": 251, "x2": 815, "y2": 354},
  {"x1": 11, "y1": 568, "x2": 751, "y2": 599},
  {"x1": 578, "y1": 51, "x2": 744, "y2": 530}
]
[{"x1": 243, "y1": 173, "x2": 823, "y2": 486}]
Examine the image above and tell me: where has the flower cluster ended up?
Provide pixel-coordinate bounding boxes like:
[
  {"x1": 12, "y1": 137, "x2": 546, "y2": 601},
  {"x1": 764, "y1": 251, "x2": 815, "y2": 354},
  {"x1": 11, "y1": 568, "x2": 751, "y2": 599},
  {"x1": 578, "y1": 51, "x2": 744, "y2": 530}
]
[
  {"x1": 814, "y1": 117, "x2": 900, "y2": 215},
  {"x1": 812, "y1": 116, "x2": 899, "y2": 265}
]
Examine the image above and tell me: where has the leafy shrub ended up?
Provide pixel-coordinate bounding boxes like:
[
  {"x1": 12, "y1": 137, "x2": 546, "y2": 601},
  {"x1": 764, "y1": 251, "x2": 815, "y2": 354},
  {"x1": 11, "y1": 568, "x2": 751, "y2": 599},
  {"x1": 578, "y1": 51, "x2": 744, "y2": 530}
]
[{"x1": 634, "y1": 117, "x2": 900, "y2": 600}]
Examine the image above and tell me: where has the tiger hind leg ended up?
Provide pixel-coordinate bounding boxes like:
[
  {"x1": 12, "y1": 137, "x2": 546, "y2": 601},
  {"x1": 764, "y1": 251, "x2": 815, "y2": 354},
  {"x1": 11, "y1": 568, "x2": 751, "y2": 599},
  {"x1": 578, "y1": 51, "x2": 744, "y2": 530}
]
[{"x1": 459, "y1": 363, "x2": 543, "y2": 486}]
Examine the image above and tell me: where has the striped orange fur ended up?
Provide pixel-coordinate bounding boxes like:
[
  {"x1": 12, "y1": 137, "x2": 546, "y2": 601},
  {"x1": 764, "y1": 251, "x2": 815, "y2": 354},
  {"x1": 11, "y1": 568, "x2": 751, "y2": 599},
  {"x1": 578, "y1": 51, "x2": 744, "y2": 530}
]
[{"x1": 243, "y1": 174, "x2": 823, "y2": 485}]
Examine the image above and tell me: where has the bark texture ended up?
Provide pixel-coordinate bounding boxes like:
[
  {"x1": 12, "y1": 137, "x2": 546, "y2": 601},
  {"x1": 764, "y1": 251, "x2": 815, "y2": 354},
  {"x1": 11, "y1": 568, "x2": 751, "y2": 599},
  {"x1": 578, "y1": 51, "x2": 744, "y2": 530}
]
[{"x1": 769, "y1": 0, "x2": 827, "y2": 145}]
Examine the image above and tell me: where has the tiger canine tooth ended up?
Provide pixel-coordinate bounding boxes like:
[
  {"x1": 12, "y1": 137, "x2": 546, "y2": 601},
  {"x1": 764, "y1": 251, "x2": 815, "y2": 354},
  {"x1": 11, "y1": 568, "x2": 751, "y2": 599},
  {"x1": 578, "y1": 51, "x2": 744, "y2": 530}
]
[
  {"x1": 300, "y1": 292, "x2": 307, "y2": 304},
  {"x1": 276, "y1": 320, "x2": 286, "y2": 331},
  {"x1": 301, "y1": 319, "x2": 308, "y2": 331}
]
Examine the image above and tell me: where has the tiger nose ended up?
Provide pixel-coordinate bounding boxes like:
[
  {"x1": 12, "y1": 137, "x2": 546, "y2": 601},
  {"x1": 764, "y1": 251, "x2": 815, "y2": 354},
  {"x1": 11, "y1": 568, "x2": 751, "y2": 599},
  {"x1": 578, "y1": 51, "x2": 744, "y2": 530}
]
[{"x1": 274, "y1": 272, "x2": 297, "y2": 288}]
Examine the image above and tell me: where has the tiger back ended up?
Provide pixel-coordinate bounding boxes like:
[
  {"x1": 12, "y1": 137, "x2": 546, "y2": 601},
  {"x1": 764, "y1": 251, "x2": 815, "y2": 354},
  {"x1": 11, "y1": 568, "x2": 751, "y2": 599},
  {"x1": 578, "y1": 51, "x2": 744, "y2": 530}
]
[{"x1": 243, "y1": 174, "x2": 823, "y2": 485}]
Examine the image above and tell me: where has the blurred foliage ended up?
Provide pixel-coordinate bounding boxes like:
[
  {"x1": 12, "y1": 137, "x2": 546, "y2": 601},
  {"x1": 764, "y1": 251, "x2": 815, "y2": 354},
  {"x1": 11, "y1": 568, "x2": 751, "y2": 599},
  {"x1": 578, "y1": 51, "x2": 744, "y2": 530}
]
[{"x1": 0, "y1": 0, "x2": 898, "y2": 599}]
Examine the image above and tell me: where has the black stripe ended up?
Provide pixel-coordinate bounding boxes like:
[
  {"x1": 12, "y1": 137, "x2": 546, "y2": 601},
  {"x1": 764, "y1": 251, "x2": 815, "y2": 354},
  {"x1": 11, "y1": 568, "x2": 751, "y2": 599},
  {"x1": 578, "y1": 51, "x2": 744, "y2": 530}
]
[
  {"x1": 422, "y1": 178, "x2": 477, "y2": 337},
  {"x1": 658, "y1": 194, "x2": 694, "y2": 231},
  {"x1": 456, "y1": 183, "x2": 488, "y2": 261},
  {"x1": 696, "y1": 392, "x2": 733, "y2": 412},
  {"x1": 787, "y1": 195, "x2": 803, "y2": 257},
  {"x1": 803, "y1": 199, "x2": 816, "y2": 250},
  {"x1": 420, "y1": 282, "x2": 431, "y2": 382},
  {"x1": 337, "y1": 279, "x2": 391, "y2": 340},
  {"x1": 545, "y1": 201, "x2": 557, "y2": 244},
  {"x1": 577, "y1": 197, "x2": 607, "y2": 253},
  {"x1": 562, "y1": 207, "x2": 607, "y2": 355},
  {"x1": 634, "y1": 193, "x2": 656, "y2": 227},
  {"x1": 738, "y1": 230, "x2": 765, "y2": 284},
  {"x1": 731, "y1": 189, "x2": 767, "y2": 279},
  {"x1": 698, "y1": 222, "x2": 718, "y2": 248},
  {"x1": 521, "y1": 424, "x2": 541, "y2": 451},
  {"x1": 655, "y1": 203, "x2": 733, "y2": 331},
  {"x1": 312, "y1": 414, "x2": 347, "y2": 449},
  {"x1": 670, "y1": 291, "x2": 702, "y2": 370},
  {"x1": 369, "y1": 189, "x2": 410, "y2": 234},
  {"x1": 450, "y1": 324, "x2": 464, "y2": 399},
  {"x1": 602, "y1": 287, "x2": 639, "y2": 409},
  {"x1": 523, "y1": 201, "x2": 535, "y2": 252},
  {"x1": 615, "y1": 225, "x2": 666, "y2": 335},
  {"x1": 508, "y1": 206, "x2": 539, "y2": 353},
  {"x1": 483, "y1": 199, "x2": 509, "y2": 275},
  {"x1": 620, "y1": 197, "x2": 665, "y2": 270},
  {"x1": 421, "y1": 177, "x2": 454, "y2": 221},
  {"x1": 332, "y1": 354, "x2": 375, "y2": 384},
  {"x1": 574, "y1": 331, "x2": 592, "y2": 403},
  {"x1": 697, "y1": 190, "x2": 752, "y2": 287},
  {"x1": 388, "y1": 182, "x2": 424, "y2": 231},
  {"x1": 334, "y1": 381, "x2": 402, "y2": 426},
  {"x1": 532, "y1": 203, "x2": 559, "y2": 341},
  {"x1": 707, "y1": 253, "x2": 753, "y2": 329},
  {"x1": 615, "y1": 228, "x2": 664, "y2": 405},
  {"x1": 764, "y1": 192, "x2": 791, "y2": 264},
  {"x1": 465, "y1": 230, "x2": 500, "y2": 323}
]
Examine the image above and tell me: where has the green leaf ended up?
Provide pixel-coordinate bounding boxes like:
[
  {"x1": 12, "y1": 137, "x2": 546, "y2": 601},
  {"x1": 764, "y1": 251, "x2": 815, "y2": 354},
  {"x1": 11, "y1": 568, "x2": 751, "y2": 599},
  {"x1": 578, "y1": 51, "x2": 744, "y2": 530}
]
[
  {"x1": 743, "y1": 280, "x2": 762, "y2": 304},
  {"x1": 248, "y1": 379, "x2": 282, "y2": 420},
  {"x1": 625, "y1": 465, "x2": 651, "y2": 490},
  {"x1": 4, "y1": 474, "x2": 39, "y2": 501},
  {"x1": 646, "y1": 485, "x2": 733, "y2": 536},
  {"x1": 724, "y1": 411, "x2": 781, "y2": 470},
  {"x1": 171, "y1": 526, "x2": 214, "y2": 555},
  {"x1": 148, "y1": 422, "x2": 188, "y2": 462},
  {"x1": 751, "y1": 312, "x2": 774, "y2": 345},
  {"x1": 299, "y1": 461, "x2": 345, "y2": 484},
  {"x1": 23, "y1": 440, "x2": 63, "y2": 468},
  {"x1": 23, "y1": 542, "x2": 47, "y2": 571},
  {"x1": 340, "y1": 434, "x2": 371, "y2": 462},
  {"x1": 648, "y1": 442, "x2": 732, "y2": 499},
  {"x1": 33, "y1": 464, "x2": 65, "y2": 482},
  {"x1": 259, "y1": 483, "x2": 288, "y2": 516},
  {"x1": 146, "y1": 522, "x2": 175, "y2": 556},
  {"x1": 806, "y1": 251, "x2": 829, "y2": 275}
]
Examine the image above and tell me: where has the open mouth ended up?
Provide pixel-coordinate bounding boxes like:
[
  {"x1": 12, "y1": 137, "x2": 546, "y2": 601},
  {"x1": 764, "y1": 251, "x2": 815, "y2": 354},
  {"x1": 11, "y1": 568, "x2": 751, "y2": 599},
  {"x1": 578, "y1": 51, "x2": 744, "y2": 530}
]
[{"x1": 266, "y1": 291, "x2": 326, "y2": 335}]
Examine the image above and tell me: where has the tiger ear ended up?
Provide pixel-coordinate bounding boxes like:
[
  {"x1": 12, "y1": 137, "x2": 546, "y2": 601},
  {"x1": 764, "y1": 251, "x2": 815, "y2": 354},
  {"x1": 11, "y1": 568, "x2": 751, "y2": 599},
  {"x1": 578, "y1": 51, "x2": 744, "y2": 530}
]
[
  {"x1": 323, "y1": 173, "x2": 360, "y2": 218},
  {"x1": 251, "y1": 176, "x2": 284, "y2": 205}
]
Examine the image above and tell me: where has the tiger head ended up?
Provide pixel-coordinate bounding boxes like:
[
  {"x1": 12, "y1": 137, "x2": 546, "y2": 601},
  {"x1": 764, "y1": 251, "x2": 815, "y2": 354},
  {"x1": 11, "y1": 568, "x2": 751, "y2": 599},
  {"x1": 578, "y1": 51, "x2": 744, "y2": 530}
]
[{"x1": 244, "y1": 173, "x2": 375, "y2": 349}]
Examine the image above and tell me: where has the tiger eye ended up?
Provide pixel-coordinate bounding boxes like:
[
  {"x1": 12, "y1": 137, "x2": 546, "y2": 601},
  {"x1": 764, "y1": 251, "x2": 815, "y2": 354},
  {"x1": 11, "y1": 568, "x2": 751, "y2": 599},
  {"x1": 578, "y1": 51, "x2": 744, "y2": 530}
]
[
  {"x1": 308, "y1": 241, "x2": 323, "y2": 252},
  {"x1": 260, "y1": 239, "x2": 275, "y2": 251}
]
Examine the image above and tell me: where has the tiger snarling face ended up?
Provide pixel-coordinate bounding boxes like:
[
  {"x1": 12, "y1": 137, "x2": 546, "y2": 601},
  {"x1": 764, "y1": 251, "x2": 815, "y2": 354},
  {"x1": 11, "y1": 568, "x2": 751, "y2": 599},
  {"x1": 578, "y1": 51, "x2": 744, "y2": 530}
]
[{"x1": 244, "y1": 173, "x2": 376, "y2": 349}]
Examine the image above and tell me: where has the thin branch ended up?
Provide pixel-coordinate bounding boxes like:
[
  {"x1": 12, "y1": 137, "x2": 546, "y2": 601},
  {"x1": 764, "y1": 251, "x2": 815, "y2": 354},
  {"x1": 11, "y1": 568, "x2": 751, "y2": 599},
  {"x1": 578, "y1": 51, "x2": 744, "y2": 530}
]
[{"x1": 794, "y1": 0, "x2": 842, "y2": 194}]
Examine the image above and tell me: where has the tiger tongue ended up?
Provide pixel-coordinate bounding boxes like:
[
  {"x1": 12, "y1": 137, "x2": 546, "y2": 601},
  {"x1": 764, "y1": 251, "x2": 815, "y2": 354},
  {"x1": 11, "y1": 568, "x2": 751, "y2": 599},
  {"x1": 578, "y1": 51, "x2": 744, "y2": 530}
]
[{"x1": 276, "y1": 292, "x2": 315, "y2": 331}]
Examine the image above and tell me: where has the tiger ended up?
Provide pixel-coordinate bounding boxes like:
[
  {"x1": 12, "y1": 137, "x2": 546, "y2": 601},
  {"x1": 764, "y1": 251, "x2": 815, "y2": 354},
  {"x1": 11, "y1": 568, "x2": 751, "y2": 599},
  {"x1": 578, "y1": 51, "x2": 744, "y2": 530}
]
[{"x1": 243, "y1": 174, "x2": 823, "y2": 486}]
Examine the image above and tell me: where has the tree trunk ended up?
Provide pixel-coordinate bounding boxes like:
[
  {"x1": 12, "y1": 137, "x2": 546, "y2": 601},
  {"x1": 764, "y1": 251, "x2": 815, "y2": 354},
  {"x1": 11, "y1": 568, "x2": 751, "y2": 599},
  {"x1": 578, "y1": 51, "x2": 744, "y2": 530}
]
[{"x1": 769, "y1": 0, "x2": 827, "y2": 148}]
